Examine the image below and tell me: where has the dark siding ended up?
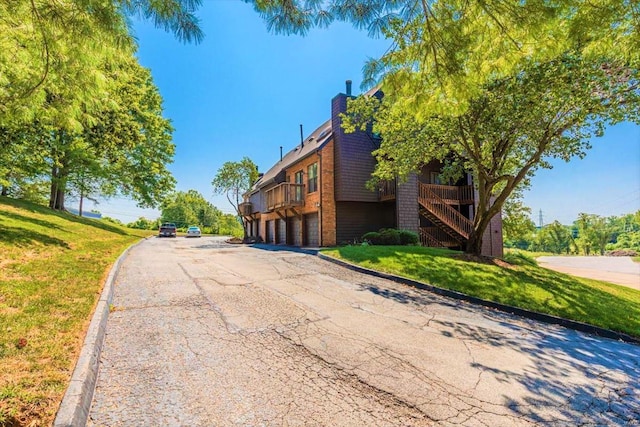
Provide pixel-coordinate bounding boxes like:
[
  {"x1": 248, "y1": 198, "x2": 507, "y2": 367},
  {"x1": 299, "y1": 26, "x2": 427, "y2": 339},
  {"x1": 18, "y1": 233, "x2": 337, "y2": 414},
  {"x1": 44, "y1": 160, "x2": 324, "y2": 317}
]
[
  {"x1": 277, "y1": 219, "x2": 286, "y2": 244},
  {"x1": 396, "y1": 175, "x2": 419, "y2": 233},
  {"x1": 304, "y1": 213, "x2": 319, "y2": 246},
  {"x1": 266, "y1": 220, "x2": 274, "y2": 243},
  {"x1": 336, "y1": 202, "x2": 395, "y2": 244},
  {"x1": 288, "y1": 217, "x2": 302, "y2": 246},
  {"x1": 332, "y1": 94, "x2": 379, "y2": 202}
]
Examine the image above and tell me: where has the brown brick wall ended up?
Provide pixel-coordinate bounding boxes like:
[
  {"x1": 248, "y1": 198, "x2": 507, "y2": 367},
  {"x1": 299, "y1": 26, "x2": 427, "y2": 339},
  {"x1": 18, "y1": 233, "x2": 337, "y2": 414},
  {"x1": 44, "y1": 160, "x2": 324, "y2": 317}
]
[
  {"x1": 255, "y1": 140, "x2": 336, "y2": 247},
  {"x1": 320, "y1": 139, "x2": 336, "y2": 246}
]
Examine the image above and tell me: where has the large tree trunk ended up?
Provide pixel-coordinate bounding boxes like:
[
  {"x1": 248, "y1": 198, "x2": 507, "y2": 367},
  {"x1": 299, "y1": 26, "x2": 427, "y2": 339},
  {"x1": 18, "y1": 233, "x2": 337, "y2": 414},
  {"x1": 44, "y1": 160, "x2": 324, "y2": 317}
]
[
  {"x1": 49, "y1": 156, "x2": 69, "y2": 211},
  {"x1": 1, "y1": 185, "x2": 7, "y2": 196},
  {"x1": 465, "y1": 230, "x2": 484, "y2": 256}
]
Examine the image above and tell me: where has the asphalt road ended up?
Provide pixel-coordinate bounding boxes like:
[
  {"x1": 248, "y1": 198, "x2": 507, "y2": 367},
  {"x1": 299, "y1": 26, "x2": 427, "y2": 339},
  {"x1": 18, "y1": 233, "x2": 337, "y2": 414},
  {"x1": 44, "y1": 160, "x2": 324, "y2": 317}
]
[{"x1": 88, "y1": 237, "x2": 640, "y2": 426}]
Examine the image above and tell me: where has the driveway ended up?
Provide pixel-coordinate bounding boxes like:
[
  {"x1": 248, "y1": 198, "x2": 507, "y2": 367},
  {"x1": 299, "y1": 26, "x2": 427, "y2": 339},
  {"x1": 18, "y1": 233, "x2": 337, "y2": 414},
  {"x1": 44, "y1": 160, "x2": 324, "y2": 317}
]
[
  {"x1": 88, "y1": 238, "x2": 640, "y2": 426},
  {"x1": 537, "y1": 256, "x2": 640, "y2": 290}
]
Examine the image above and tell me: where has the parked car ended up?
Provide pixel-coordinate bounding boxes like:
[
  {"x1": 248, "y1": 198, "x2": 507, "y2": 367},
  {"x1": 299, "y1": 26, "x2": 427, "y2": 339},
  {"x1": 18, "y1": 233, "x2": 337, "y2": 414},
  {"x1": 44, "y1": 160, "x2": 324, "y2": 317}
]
[
  {"x1": 159, "y1": 223, "x2": 177, "y2": 237},
  {"x1": 186, "y1": 226, "x2": 201, "y2": 238}
]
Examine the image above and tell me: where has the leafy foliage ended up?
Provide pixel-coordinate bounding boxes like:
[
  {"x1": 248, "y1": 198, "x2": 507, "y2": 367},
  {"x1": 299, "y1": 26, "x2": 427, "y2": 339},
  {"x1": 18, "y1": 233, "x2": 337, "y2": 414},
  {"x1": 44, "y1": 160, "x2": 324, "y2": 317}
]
[
  {"x1": 503, "y1": 195, "x2": 537, "y2": 249},
  {"x1": 362, "y1": 228, "x2": 419, "y2": 245},
  {"x1": 250, "y1": 0, "x2": 639, "y2": 113},
  {"x1": 160, "y1": 190, "x2": 221, "y2": 233},
  {"x1": 344, "y1": 53, "x2": 640, "y2": 254},
  {"x1": 211, "y1": 157, "x2": 259, "y2": 237}
]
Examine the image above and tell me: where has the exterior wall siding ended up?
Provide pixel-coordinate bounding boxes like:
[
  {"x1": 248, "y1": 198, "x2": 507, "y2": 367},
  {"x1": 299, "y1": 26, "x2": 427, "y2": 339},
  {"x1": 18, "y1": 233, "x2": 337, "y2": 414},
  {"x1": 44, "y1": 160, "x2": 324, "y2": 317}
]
[
  {"x1": 304, "y1": 213, "x2": 319, "y2": 246},
  {"x1": 481, "y1": 211, "x2": 504, "y2": 257},
  {"x1": 320, "y1": 139, "x2": 336, "y2": 246},
  {"x1": 332, "y1": 94, "x2": 379, "y2": 202},
  {"x1": 396, "y1": 175, "x2": 419, "y2": 233},
  {"x1": 288, "y1": 217, "x2": 302, "y2": 246},
  {"x1": 336, "y1": 202, "x2": 395, "y2": 244}
]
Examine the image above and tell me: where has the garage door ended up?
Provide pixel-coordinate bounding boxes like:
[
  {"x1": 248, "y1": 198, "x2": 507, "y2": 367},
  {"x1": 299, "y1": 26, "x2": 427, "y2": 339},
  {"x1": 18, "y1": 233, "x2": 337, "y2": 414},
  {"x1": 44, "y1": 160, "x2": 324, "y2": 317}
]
[
  {"x1": 304, "y1": 213, "x2": 319, "y2": 247},
  {"x1": 265, "y1": 220, "x2": 274, "y2": 243},
  {"x1": 277, "y1": 218, "x2": 286, "y2": 244},
  {"x1": 288, "y1": 217, "x2": 302, "y2": 246}
]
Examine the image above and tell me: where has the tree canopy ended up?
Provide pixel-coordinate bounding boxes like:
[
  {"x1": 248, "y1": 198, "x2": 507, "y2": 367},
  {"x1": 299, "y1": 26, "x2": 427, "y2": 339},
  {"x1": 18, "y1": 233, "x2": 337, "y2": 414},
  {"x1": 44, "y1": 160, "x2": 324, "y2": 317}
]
[
  {"x1": 160, "y1": 190, "x2": 221, "y2": 233},
  {"x1": 211, "y1": 157, "x2": 259, "y2": 238},
  {"x1": 344, "y1": 52, "x2": 639, "y2": 254},
  {"x1": 250, "y1": 0, "x2": 639, "y2": 113}
]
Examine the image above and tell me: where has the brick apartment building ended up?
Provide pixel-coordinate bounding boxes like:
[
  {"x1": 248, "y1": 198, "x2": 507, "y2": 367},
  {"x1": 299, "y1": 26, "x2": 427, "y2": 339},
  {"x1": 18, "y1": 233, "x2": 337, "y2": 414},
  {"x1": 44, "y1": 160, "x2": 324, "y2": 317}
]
[{"x1": 239, "y1": 82, "x2": 503, "y2": 257}]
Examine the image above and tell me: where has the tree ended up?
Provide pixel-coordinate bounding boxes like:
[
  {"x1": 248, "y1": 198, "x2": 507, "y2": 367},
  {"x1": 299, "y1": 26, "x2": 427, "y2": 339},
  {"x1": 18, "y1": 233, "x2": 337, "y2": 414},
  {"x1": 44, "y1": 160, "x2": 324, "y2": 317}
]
[
  {"x1": 0, "y1": 1, "x2": 203, "y2": 128},
  {"x1": 344, "y1": 53, "x2": 639, "y2": 254},
  {"x1": 127, "y1": 217, "x2": 161, "y2": 230},
  {"x1": 160, "y1": 190, "x2": 221, "y2": 232},
  {"x1": 575, "y1": 213, "x2": 615, "y2": 255},
  {"x1": 218, "y1": 213, "x2": 244, "y2": 238},
  {"x1": 250, "y1": 0, "x2": 639, "y2": 114},
  {"x1": 502, "y1": 194, "x2": 536, "y2": 249},
  {"x1": 531, "y1": 221, "x2": 573, "y2": 254},
  {"x1": 211, "y1": 158, "x2": 259, "y2": 238}
]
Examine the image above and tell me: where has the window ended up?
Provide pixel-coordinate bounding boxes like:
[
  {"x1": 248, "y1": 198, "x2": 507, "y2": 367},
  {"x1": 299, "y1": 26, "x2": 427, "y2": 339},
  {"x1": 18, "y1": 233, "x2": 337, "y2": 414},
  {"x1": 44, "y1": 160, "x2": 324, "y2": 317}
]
[
  {"x1": 307, "y1": 163, "x2": 318, "y2": 193},
  {"x1": 294, "y1": 170, "x2": 303, "y2": 201},
  {"x1": 429, "y1": 172, "x2": 441, "y2": 185}
]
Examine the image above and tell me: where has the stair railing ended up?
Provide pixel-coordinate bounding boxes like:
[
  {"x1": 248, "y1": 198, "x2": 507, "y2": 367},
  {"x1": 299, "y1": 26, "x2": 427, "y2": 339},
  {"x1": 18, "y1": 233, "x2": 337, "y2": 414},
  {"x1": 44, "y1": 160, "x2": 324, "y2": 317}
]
[{"x1": 419, "y1": 183, "x2": 473, "y2": 239}]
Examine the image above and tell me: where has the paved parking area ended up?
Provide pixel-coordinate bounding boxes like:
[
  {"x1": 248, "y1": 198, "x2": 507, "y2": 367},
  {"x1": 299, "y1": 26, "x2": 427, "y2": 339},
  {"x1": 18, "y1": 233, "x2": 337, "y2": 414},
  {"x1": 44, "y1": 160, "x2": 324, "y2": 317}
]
[
  {"x1": 88, "y1": 238, "x2": 640, "y2": 426},
  {"x1": 537, "y1": 256, "x2": 640, "y2": 290}
]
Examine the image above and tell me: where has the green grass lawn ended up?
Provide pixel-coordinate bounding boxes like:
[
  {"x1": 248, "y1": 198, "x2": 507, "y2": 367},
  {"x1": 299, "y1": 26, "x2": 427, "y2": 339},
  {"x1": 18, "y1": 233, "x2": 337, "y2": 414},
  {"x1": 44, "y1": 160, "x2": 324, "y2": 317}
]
[
  {"x1": 0, "y1": 196, "x2": 152, "y2": 426},
  {"x1": 321, "y1": 245, "x2": 640, "y2": 338}
]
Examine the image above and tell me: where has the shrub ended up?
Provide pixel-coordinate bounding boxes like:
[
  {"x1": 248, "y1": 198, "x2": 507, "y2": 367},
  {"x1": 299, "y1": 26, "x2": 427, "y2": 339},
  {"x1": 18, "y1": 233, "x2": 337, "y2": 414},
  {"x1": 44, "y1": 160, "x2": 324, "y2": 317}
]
[
  {"x1": 362, "y1": 231, "x2": 382, "y2": 245},
  {"x1": 379, "y1": 229, "x2": 401, "y2": 245},
  {"x1": 606, "y1": 249, "x2": 638, "y2": 257},
  {"x1": 398, "y1": 230, "x2": 419, "y2": 245},
  {"x1": 362, "y1": 229, "x2": 418, "y2": 246}
]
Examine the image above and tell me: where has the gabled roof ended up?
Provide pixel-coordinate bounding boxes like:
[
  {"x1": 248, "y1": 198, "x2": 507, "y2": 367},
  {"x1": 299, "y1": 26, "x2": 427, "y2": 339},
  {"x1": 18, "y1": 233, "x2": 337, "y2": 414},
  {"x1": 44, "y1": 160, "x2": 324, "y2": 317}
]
[{"x1": 251, "y1": 119, "x2": 333, "y2": 191}]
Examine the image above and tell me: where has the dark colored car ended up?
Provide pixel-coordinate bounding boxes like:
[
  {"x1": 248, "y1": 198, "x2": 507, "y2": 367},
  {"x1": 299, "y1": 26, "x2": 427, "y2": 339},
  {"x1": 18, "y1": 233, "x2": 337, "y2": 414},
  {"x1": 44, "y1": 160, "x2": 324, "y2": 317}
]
[{"x1": 159, "y1": 223, "x2": 177, "y2": 237}]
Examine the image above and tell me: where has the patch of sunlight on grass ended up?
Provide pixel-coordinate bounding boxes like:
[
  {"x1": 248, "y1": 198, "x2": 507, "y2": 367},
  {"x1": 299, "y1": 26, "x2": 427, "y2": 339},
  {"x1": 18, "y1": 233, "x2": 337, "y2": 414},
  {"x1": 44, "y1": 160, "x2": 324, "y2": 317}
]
[{"x1": 0, "y1": 196, "x2": 149, "y2": 426}]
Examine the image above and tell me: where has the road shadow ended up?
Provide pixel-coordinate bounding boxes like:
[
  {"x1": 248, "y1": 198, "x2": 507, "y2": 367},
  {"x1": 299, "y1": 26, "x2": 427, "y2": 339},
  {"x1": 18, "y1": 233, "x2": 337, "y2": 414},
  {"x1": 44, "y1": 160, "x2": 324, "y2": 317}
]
[
  {"x1": 251, "y1": 243, "x2": 319, "y2": 255},
  {"x1": 448, "y1": 317, "x2": 640, "y2": 424},
  {"x1": 360, "y1": 280, "x2": 640, "y2": 424}
]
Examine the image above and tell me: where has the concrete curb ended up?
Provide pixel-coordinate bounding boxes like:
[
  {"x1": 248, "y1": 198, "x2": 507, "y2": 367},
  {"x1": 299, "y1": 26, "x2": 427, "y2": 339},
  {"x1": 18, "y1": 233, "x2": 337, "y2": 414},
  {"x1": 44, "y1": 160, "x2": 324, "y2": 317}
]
[
  {"x1": 53, "y1": 238, "x2": 148, "y2": 427},
  {"x1": 317, "y1": 253, "x2": 640, "y2": 346}
]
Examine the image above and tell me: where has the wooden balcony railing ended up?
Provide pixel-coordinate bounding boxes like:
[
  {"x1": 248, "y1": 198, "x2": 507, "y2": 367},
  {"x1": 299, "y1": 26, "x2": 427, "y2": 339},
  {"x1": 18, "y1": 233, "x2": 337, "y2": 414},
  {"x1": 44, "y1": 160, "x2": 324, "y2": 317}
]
[
  {"x1": 239, "y1": 202, "x2": 253, "y2": 216},
  {"x1": 421, "y1": 184, "x2": 474, "y2": 204},
  {"x1": 265, "y1": 183, "x2": 305, "y2": 211},
  {"x1": 379, "y1": 180, "x2": 396, "y2": 201},
  {"x1": 419, "y1": 183, "x2": 473, "y2": 240}
]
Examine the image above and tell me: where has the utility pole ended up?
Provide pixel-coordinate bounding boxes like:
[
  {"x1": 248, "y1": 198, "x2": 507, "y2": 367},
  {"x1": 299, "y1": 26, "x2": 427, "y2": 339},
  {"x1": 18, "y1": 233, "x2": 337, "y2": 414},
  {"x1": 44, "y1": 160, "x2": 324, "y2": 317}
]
[{"x1": 538, "y1": 209, "x2": 544, "y2": 228}]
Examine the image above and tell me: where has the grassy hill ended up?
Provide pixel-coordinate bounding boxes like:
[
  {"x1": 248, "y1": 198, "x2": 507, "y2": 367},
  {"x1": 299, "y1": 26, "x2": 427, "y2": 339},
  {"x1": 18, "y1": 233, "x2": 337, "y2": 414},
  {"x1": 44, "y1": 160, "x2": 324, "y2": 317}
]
[
  {"x1": 322, "y1": 246, "x2": 640, "y2": 339},
  {"x1": 0, "y1": 196, "x2": 151, "y2": 427}
]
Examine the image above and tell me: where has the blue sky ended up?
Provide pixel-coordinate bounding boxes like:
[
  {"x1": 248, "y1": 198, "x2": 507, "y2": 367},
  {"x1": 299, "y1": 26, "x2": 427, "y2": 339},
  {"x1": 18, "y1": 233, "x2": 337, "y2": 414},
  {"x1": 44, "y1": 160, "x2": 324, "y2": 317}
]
[{"x1": 91, "y1": 1, "x2": 640, "y2": 226}]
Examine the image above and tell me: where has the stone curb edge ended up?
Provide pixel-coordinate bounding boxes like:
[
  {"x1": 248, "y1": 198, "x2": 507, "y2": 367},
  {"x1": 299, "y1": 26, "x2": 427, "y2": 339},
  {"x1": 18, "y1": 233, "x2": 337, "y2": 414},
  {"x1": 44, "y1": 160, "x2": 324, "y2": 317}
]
[
  {"x1": 317, "y1": 253, "x2": 640, "y2": 346},
  {"x1": 53, "y1": 237, "x2": 151, "y2": 427}
]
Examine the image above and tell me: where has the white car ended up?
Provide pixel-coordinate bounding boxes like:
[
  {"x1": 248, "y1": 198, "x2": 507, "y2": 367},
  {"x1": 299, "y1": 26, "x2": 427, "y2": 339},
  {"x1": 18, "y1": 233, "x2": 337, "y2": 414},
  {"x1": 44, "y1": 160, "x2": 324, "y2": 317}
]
[{"x1": 186, "y1": 226, "x2": 201, "y2": 238}]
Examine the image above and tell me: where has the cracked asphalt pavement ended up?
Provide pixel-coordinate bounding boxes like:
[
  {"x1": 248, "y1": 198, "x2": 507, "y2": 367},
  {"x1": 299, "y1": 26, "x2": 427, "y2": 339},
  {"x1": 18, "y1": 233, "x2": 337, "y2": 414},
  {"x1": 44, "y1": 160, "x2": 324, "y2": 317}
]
[{"x1": 88, "y1": 237, "x2": 640, "y2": 426}]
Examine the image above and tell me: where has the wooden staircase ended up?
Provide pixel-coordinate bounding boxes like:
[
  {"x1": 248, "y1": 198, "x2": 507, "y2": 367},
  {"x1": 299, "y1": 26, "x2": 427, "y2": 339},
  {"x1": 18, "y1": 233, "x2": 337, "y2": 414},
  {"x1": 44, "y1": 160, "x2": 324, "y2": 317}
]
[{"x1": 418, "y1": 183, "x2": 473, "y2": 246}]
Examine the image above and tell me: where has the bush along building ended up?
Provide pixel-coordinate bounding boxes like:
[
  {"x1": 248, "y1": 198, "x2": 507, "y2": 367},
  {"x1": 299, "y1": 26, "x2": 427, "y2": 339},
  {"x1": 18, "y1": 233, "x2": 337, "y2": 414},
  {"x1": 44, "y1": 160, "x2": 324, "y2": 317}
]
[{"x1": 240, "y1": 81, "x2": 503, "y2": 257}]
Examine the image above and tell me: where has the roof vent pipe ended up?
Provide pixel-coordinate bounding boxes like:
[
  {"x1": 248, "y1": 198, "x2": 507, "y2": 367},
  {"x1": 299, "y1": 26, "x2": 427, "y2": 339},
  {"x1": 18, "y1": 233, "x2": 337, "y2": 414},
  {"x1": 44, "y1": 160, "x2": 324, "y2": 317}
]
[
  {"x1": 280, "y1": 146, "x2": 283, "y2": 161},
  {"x1": 346, "y1": 80, "x2": 352, "y2": 96},
  {"x1": 300, "y1": 124, "x2": 304, "y2": 148}
]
